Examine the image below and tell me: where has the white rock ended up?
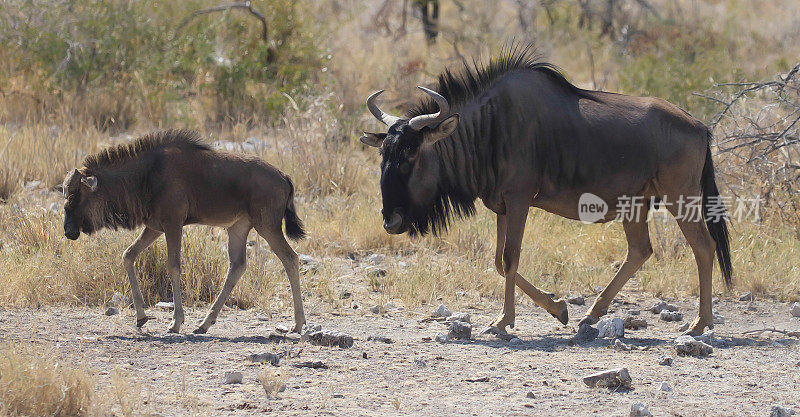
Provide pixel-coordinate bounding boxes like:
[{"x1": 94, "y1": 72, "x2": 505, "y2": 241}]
[
  {"x1": 597, "y1": 317, "x2": 625, "y2": 338},
  {"x1": 790, "y1": 302, "x2": 800, "y2": 318},
  {"x1": 508, "y1": 337, "x2": 523, "y2": 346},
  {"x1": 104, "y1": 307, "x2": 119, "y2": 316},
  {"x1": 650, "y1": 301, "x2": 667, "y2": 314},
  {"x1": 674, "y1": 335, "x2": 713, "y2": 357},
  {"x1": 613, "y1": 339, "x2": 632, "y2": 351},
  {"x1": 739, "y1": 292, "x2": 754, "y2": 301},
  {"x1": 713, "y1": 313, "x2": 725, "y2": 324},
  {"x1": 370, "y1": 305, "x2": 385, "y2": 314},
  {"x1": 155, "y1": 301, "x2": 174, "y2": 310},
  {"x1": 771, "y1": 405, "x2": 796, "y2": 417},
  {"x1": 630, "y1": 402, "x2": 652, "y2": 417},
  {"x1": 693, "y1": 330, "x2": 714, "y2": 345},
  {"x1": 223, "y1": 371, "x2": 243, "y2": 384},
  {"x1": 567, "y1": 295, "x2": 585, "y2": 305},
  {"x1": 366, "y1": 253, "x2": 386, "y2": 266},
  {"x1": 583, "y1": 367, "x2": 632, "y2": 389},
  {"x1": 658, "y1": 381, "x2": 672, "y2": 392},
  {"x1": 433, "y1": 304, "x2": 452, "y2": 318},
  {"x1": 445, "y1": 312, "x2": 471, "y2": 323},
  {"x1": 660, "y1": 310, "x2": 683, "y2": 322},
  {"x1": 434, "y1": 332, "x2": 449, "y2": 343},
  {"x1": 274, "y1": 324, "x2": 289, "y2": 333},
  {"x1": 448, "y1": 320, "x2": 472, "y2": 339},
  {"x1": 658, "y1": 356, "x2": 673, "y2": 366}
]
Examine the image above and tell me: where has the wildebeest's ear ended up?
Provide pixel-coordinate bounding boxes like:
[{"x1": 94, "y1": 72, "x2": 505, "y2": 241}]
[
  {"x1": 423, "y1": 114, "x2": 459, "y2": 145},
  {"x1": 360, "y1": 132, "x2": 386, "y2": 148},
  {"x1": 81, "y1": 176, "x2": 98, "y2": 192}
]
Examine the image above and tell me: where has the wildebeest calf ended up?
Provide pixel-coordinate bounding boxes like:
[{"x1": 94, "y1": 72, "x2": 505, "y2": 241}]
[{"x1": 62, "y1": 129, "x2": 306, "y2": 333}]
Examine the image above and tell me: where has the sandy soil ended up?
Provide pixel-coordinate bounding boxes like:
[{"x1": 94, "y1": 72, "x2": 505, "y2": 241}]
[{"x1": 1, "y1": 293, "x2": 798, "y2": 416}]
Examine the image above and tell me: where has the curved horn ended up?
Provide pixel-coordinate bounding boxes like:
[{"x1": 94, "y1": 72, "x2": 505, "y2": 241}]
[
  {"x1": 366, "y1": 90, "x2": 401, "y2": 126},
  {"x1": 407, "y1": 86, "x2": 450, "y2": 131}
]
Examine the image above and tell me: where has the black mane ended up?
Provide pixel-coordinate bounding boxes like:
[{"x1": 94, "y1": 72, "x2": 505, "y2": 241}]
[
  {"x1": 83, "y1": 129, "x2": 209, "y2": 169},
  {"x1": 406, "y1": 44, "x2": 577, "y2": 118}
]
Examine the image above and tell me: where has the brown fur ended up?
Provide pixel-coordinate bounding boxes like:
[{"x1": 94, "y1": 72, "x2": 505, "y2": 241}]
[{"x1": 63, "y1": 129, "x2": 306, "y2": 333}]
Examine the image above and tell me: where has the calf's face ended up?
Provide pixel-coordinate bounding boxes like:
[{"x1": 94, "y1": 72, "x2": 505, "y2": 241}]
[{"x1": 62, "y1": 169, "x2": 102, "y2": 240}]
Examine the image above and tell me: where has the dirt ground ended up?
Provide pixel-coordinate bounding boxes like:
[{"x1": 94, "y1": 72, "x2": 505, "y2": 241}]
[{"x1": 1, "y1": 292, "x2": 798, "y2": 416}]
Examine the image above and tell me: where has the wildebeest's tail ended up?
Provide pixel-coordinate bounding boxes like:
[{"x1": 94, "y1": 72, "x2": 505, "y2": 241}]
[
  {"x1": 283, "y1": 177, "x2": 306, "y2": 241},
  {"x1": 701, "y1": 136, "x2": 732, "y2": 288}
]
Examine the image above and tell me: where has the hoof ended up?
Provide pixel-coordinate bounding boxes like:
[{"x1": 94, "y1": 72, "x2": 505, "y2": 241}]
[
  {"x1": 136, "y1": 316, "x2": 153, "y2": 328},
  {"x1": 577, "y1": 315, "x2": 598, "y2": 328},
  {"x1": 192, "y1": 327, "x2": 207, "y2": 334},
  {"x1": 551, "y1": 300, "x2": 569, "y2": 325}
]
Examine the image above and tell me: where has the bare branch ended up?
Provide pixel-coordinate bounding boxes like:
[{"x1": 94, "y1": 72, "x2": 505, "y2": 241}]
[{"x1": 177, "y1": 1, "x2": 268, "y2": 43}]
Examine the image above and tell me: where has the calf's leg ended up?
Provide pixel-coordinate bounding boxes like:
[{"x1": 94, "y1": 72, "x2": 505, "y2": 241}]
[
  {"x1": 164, "y1": 225, "x2": 185, "y2": 333},
  {"x1": 195, "y1": 219, "x2": 251, "y2": 334},
  {"x1": 123, "y1": 227, "x2": 163, "y2": 328},
  {"x1": 254, "y1": 221, "x2": 305, "y2": 333},
  {"x1": 493, "y1": 214, "x2": 568, "y2": 326},
  {"x1": 579, "y1": 219, "x2": 652, "y2": 326}
]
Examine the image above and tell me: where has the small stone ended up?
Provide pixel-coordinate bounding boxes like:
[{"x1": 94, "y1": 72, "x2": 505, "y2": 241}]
[
  {"x1": 613, "y1": 339, "x2": 632, "y2": 351},
  {"x1": 526, "y1": 391, "x2": 535, "y2": 399},
  {"x1": 274, "y1": 324, "x2": 289, "y2": 333},
  {"x1": 445, "y1": 312, "x2": 471, "y2": 323},
  {"x1": 674, "y1": 335, "x2": 713, "y2": 357},
  {"x1": 790, "y1": 302, "x2": 800, "y2": 318},
  {"x1": 223, "y1": 371, "x2": 243, "y2": 384},
  {"x1": 713, "y1": 313, "x2": 725, "y2": 324},
  {"x1": 771, "y1": 406, "x2": 796, "y2": 417},
  {"x1": 155, "y1": 301, "x2": 174, "y2": 310},
  {"x1": 366, "y1": 253, "x2": 386, "y2": 266},
  {"x1": 370, "y1": 305, "x2": 385, "y2": 314},
  {"x1": 105, "y1": 307, "x2": 119, "y2": 316},
  {"x1": 413, "y1": 358, "x2": 427, "y2": 368},
  {"x1": 660, "y1": 310, "x2": 683, "y2": 322},
  {"x1": 650, "y1": 301, "x2": 667, "y2": 314},
  {"x1": 630, "y1": 402, "x2": 652, "y2": 417},
  {"x1": 658, "y1": 381, "x2": 672, "y2": 392},
  {"x1": 627, "y1": 309, "x2": 641, "y2": 315},
  {"x1": 624, "y1": 316, "x2": 648, "y2": 330},
  {"x1": 434, "y1": 333, "x2": 449, "y2": 343},
  {"x1": 433, "y1": 304, "x2": 452, "y2": 318},
  {"x1": 508, "y1": 337, "x2": 523, "y2": 346},
  {"x1": 365, "y1": 266, "x2": 387, "y2": 278},
  {"x1": 658, "y1": 356, "x2": 673, "y2": 366},
  {"x1": 305, "y1": 330, "x2": 354, "y2": 348},
  {"x1": 567, "y1": 295, "x2": 585, "y2": 305},
  {"x1": 582, "y1": 367, "x2": 632, "y2": 389},
  {"x1": 597, "y1": 317, "x2": 625, "y2": 338},
  {"x1": 247, "y1": 352, "x2": 282, "y2": 366},
  {"x1": 739, "y1": 292, "x2": 754, "y2": 301},
  {"x1": 448, "y1": 320, "x2": 472, "y2": 339},
  {"x1": 664, "y1": 303, "x2": 679, "y2": 312},
  {"x1": 367, "y1": 335, "x2": 393, "y2": 344},
  {"x1": 574, "y1": 323, "x2": 599, "y2": 342},
  {"x1": 693, "y1": 330, "x2": 714, "y2": 345}
]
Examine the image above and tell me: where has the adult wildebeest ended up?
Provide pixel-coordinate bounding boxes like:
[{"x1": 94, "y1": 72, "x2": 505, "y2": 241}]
[
  {"x1": 361, "y1": 46, "x2": 732, "y2": 336},
  {"x1": 62, "y1": 130, "x2": 306, "y2": 334}
]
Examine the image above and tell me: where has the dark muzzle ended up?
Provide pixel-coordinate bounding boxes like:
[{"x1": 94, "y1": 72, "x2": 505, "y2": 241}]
[{"x1": 383, "y1": 211, "x2": 404, "y2": 234}]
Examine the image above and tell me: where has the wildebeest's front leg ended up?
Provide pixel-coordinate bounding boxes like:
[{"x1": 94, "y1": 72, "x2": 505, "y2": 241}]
[
  {"x1": 194, "y1": 219, "x2": 251, "y2": 334},
  {"x1": 578, "y1": 220, "x2": 652, "y2": 327},
  {"x1": 164, "y1": 225, "x2": 185, "y2": 333},
  {"x1": 493, "y1": 214, "x2": 569, "y2": 326},
  {"x1": 123, "y1": 227, "x2": 163, "y2": 328}
]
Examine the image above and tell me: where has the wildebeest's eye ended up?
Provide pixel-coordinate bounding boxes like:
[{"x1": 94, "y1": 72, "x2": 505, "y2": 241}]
[{"x1": 399, "y1": 162, "x2": 411, "y2": 175}]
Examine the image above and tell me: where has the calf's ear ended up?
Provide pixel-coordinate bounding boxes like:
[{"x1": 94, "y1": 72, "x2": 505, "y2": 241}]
[
  {"x1": 81, "y1": 176, "x2": 98, "y2": 192},
  {"x1": 423, "y1": 114, "x2": 459, "y2": 145},
  {"x1": 360, "y1": 132, "x2": 386, "y2": 148}
]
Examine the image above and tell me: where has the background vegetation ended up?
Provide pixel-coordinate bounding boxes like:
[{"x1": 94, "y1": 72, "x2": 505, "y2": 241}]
[{"x1": 0, "y1": 0, "x2": 798, "y2": 318}]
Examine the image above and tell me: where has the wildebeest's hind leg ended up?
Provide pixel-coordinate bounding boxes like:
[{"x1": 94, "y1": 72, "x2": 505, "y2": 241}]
[
  {"x1": 671, "y1": 217, "x2": 716, "y2": 336},
  {"x1": 123, "y1": 227, "x2": 163, "y2": 328},
  {"x1": 253, "y1": 220, "x2": 306, "y2": 333},
  {"x1": 578, "y1": 219, "x2": 653, "y2": 327},
  {"x1": 164, "y1": 225, "x2": 185, "y2": 333},
  {"x1": 194, "y1": 219, "x2": 251, "y2": 334},
  {"x1": 486, "y1": 214, "x2": 568, "y2": 334}
]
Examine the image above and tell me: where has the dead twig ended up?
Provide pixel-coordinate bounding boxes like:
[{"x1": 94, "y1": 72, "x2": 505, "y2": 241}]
[
  {"x1": 177, "y1": 1, "x2": 268, "y2": 43},
  {"x1": 742, "y1": 328, "x2": 800, "y2": 338}
]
